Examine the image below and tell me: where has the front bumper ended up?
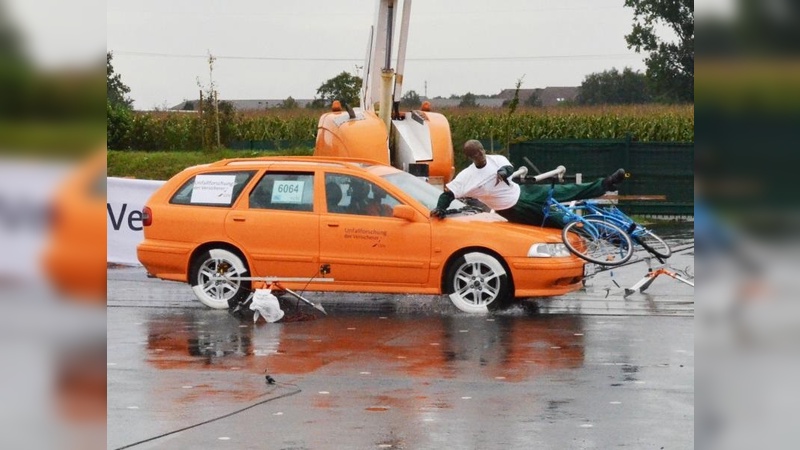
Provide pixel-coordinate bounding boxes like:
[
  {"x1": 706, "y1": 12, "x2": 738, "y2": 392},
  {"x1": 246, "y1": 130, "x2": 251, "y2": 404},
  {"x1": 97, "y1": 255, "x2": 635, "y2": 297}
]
[{"x1": 506, "y1": 257, "x2": 585, "y2": 298}]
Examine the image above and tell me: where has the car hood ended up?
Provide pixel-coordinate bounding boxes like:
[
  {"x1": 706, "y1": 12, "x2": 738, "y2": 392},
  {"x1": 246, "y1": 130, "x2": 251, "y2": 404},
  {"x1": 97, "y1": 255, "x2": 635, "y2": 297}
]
[{"x1": 443, "y1": 211, "x2": 564, "y2": 242}]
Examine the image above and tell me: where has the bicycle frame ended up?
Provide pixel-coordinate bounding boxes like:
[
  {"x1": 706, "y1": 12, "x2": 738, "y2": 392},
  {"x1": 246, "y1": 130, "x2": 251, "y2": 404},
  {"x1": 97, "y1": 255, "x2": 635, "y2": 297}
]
[
  {"x1": 542, "y1": 187, "x2": 614, "y2": 247},
  {"x1": 539, "y1": 180, "x2": 633, "y2": 266},
  {"x1": 582, "y1": 201, "x2": 640, "y2": 235},
  {"x1": 570, "y1": 200, "x2": 672, "y2": 261}
]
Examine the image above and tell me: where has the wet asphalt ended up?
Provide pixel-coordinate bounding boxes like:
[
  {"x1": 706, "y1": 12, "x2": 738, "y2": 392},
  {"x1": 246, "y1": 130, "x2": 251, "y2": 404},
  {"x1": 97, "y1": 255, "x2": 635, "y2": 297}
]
[{"x1": 108, "y1": 224, "x2": 694, "y2": 450}]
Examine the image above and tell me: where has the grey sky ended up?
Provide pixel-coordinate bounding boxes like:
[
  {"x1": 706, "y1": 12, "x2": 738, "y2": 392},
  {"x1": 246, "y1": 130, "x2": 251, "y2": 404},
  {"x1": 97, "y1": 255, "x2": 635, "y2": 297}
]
[{"x1": 106, "y1": 0, "x2": 664, "y2": 110}]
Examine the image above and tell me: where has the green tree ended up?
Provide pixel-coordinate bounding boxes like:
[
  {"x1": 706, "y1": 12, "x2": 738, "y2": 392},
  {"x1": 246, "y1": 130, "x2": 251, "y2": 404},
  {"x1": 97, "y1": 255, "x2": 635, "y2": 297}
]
[
  {"x1": 505, "y1": 78, "x2": 523, "y2": 115},
  {"x1": 625, "y1": 0, "x2": 693, "y2": 103},
  {"x1": 577, "y1": 67, "x2": 652, "y2": 105},
  {"x1": 107, "y1": 51, "x2": 132, "y2": 109},
  {"x1": 315, "y1": 71, "x2": 362, "y2": 107},
  {"x1": 197, "y1": 92, "x2": 236, "y2": 149},
  {"x1": 503, "y1": 77, "x2": 524, "y2": 150},
  {"x1": 523, "y1": 91, "x2": 542, "y2": 107},
  {"x1": 107, "y1": 97, "x2": 133, "y2": 150},
  {"x1": 306, "y1": 98, "x2": 326, "y2": 109},
  {"x1": 107, "y1": 51, "x2": 134, "y2": 148},
  {"x1": 278, "y1": 96, "x2": 298, "y2": 109},
  {"x1": 459, "y1": 92, "x2": 478, "y2": 107},
  {"x1": 400, "y1": 90, "x2": 422, "y2": 108}
]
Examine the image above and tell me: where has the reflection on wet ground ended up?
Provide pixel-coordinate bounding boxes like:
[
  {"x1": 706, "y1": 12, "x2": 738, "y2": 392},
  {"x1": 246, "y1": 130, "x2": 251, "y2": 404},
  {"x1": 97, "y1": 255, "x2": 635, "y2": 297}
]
[{"x1": 144, "y1": 310, "x2": 585, "y2": 382}]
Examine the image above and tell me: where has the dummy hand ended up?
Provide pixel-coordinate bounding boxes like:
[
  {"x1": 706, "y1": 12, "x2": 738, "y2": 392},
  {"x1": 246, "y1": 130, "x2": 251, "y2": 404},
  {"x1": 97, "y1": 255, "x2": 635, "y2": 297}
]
[
  {"x1": 495, "y1": 171, "x2": 510, "y2": 186},
  {"x1": 430, "y1": 208, "x2": 447, "y2": 219}
]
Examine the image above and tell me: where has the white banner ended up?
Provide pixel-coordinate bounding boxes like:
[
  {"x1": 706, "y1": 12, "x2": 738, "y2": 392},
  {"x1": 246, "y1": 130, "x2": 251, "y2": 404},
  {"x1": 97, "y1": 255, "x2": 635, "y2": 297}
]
[{"x1": 107, "y1": 177, "x2": 164, "y2": 265}]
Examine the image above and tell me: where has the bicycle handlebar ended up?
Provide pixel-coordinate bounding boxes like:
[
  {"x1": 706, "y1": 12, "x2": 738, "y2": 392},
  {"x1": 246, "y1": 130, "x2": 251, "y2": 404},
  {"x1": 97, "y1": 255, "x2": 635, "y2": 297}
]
[
  {"x1": 511, "y1": 165, "x2": 566, "y2": 184},
  {"x1": 510, "y1": 166, "x2": 528, "y2": 180},
  {"x1": 533, "y1": 165, "x2": 566, "y2": 183}
]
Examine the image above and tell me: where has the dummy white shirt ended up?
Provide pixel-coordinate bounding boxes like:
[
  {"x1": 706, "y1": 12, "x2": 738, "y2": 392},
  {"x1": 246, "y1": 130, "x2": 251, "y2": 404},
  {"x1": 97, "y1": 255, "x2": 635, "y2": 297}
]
[{"x1": 445, "y1": 154, "x2": 520, "y2": 211}]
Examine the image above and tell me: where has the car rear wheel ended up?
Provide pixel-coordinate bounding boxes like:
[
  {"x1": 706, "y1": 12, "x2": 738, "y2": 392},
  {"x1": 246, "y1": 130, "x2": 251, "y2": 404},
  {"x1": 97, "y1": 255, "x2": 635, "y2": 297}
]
[
  {"x1": 190, "y1": 248, "x2": 251, "y2": 309},
  {"x1": 445, "y1": 252, "x2": 510, "y2": 314}
]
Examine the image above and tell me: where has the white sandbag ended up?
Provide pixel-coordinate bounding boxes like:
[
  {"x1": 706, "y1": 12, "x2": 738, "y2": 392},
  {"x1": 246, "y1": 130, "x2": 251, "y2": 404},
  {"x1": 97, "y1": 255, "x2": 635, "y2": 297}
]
[{"x1": 250, "y1": 289, "x2": 284, "y2": 323}]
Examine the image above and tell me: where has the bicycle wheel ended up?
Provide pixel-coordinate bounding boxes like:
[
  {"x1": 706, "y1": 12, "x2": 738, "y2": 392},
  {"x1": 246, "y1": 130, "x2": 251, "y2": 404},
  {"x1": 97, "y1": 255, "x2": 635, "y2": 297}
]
[
  {"x1": 633, "y1": 229, "x2": 672, "y2": 259},
  {"x1": 561, "y1": 218, "x2": 633, "y2": 266}
]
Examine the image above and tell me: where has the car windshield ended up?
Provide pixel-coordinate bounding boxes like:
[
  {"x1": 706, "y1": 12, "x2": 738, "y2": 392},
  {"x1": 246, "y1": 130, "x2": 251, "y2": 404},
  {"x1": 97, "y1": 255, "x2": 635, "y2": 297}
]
[{"x1": 380, "y1": 171, "x2": 466, "y2": 210}]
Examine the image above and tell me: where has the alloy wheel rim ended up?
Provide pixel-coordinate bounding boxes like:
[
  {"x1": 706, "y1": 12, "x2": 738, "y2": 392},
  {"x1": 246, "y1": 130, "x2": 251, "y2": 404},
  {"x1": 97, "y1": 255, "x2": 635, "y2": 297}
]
[
  {"x1": 198, "y1": 258, "x2": 241, "y2": 301},
  {"x1": 453, "y1": 261, "x2": 501, "y2": 307}
]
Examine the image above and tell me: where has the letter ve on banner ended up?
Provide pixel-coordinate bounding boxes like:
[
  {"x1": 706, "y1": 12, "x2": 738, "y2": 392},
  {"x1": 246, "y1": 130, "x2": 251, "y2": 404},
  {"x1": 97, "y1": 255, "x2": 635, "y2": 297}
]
[{"x1": 107, "y1": 177, "x2": 165, "y2": 265}]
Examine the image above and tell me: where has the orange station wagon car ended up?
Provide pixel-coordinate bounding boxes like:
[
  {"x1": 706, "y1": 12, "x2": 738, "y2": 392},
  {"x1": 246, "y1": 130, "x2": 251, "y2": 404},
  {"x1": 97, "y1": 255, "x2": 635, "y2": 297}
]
[{"x1": 136, "y1": 157, "x2": 585, "y2": 313}]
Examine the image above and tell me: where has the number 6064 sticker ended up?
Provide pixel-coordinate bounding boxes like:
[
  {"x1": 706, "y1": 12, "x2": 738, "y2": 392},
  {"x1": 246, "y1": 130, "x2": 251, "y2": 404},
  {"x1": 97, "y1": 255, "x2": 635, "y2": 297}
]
[{"x1": 271, "y1": 180, "x2": 304, "y2": 203}]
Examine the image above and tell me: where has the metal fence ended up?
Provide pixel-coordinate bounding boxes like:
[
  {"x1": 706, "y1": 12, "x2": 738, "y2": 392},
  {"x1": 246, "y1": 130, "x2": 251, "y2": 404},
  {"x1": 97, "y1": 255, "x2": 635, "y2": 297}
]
[{"x1": 509, "y1": 138, "x2": 694, "y2": 216}]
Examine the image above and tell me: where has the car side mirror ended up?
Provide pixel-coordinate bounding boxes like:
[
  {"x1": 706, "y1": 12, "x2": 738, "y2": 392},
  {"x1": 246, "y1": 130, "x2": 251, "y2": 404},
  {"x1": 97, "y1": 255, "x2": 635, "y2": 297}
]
[{"x1": 392, "y1": 204, "x2": 416, "y2": 221}]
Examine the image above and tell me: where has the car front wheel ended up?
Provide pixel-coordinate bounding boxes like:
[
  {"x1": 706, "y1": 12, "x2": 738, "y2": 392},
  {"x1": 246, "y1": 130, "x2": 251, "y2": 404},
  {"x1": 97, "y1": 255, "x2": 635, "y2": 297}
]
[
  {"x1": 445, "y1": 252, "x2": 510, "y2": 313},
  {"x1": 190, "y1": 248, "x2": 251, "y2": 309}
]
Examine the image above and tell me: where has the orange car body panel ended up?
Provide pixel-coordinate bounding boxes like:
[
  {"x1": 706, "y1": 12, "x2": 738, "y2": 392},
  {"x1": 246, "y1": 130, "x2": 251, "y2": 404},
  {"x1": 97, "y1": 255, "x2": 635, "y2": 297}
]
[{"x1": 137, "y1": 157, "x2": 584, "y2": 300}]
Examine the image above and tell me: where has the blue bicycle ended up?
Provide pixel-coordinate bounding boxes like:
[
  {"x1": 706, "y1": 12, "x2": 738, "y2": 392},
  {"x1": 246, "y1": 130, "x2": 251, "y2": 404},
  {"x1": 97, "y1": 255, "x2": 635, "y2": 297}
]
[
  {"x1": 579, "y1": 200, "x2": 672, "y2": 260},
  {"x1": 515, "y1": 166, "x2": 634, "y2": 266}
]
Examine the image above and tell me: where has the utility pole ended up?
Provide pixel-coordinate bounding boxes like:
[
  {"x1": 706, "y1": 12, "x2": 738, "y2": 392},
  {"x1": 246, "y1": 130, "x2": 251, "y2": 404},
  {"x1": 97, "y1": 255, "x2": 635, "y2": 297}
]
[
  {"x1": 214, "y1": 89, "x2": 220, "y2": 148},
  {"x1": 198, "y1": 89, "x2": 205, "y2": 149}
]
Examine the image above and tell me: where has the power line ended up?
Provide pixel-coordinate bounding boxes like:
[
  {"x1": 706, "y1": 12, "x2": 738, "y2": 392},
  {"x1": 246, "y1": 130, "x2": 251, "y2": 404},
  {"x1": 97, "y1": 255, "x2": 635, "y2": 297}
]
[
  {"x1": 110, "y1": 5, "x2": 624, "y2": 19},
  {"x1": 115, "y1": 50, "x2": 640, "y2": 62}
]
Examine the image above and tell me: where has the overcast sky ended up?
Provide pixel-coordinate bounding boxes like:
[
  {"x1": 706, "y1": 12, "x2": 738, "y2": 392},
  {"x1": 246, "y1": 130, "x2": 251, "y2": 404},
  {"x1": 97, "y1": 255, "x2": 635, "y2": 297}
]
[{"x1": 106, "y1": 0, "x2": 671, "y2": 110}]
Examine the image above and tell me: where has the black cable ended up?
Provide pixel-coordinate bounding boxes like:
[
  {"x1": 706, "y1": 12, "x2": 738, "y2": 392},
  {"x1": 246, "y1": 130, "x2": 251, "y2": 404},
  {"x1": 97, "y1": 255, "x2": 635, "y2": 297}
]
[
  {"x1": 285, "y1": 268, "x2": 319, "y2": 310},
  {"x1": 297, "y1": 268, "x2": 320, "y2": 298},
  {"x1": 276, "y1": 269, "x2": 324, "y2": 320},
  {"x1": 113, "y1": 383, "x2": 302, "y2": 450}
]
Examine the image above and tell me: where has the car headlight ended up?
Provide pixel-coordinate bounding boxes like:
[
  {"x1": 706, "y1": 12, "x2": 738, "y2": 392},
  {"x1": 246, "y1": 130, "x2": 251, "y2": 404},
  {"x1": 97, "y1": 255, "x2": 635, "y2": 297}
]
[{"x1": 527, "y1": 243, "x2": 571, "y2": 257}]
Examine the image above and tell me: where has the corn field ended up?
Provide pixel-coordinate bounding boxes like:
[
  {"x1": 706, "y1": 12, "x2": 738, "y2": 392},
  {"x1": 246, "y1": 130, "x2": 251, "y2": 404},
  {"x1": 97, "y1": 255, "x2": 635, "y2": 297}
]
[
  {"x1": 108, "y1": 104, "x2": 693, "y2": 151},
  {"x1": 445, "y1": 105, "x2": 693, "y2": 145}
]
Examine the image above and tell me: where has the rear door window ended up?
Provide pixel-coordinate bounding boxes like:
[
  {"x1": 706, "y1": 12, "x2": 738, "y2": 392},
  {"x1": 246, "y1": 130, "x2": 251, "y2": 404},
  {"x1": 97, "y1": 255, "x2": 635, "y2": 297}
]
[
  {"x1": 249, "y1": 172, "x2": 315, "y2": 212},
  {"x1": 170, "y1": 171, "x2": 256, "y2": 207}
]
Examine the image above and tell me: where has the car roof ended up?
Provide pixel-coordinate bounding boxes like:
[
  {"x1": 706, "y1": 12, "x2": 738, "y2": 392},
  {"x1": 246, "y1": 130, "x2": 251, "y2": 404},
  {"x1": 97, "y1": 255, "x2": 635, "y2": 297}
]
[{"x1": 199, "y1": 156, "x2": 391, "y2": 172}]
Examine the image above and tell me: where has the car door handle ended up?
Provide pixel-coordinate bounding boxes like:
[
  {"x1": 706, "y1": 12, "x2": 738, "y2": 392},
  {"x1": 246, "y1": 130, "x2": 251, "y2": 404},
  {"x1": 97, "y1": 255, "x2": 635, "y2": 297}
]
[
  {"x1": 232, "y1": 216, "x2": 246, "y2": 222},
  {"x1": 326, "y1": 222, "x2": 340, "y2": 227}
]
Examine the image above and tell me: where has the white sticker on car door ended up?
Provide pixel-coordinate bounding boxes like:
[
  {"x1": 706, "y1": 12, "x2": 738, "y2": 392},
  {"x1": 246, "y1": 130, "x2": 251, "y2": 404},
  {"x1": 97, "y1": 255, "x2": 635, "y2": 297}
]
[{"x1": 190, "y1": 174, "x2": 236, "y2": 204}]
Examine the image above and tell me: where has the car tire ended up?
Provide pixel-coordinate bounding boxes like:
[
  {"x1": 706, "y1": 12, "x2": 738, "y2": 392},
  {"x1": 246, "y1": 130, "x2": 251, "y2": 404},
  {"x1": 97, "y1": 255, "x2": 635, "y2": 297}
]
[
  {"x1": 190, "y1": 248, "x2": 251, "y2": 309},
  {"x1": 445, "y1": 251, "x2": 511, "y2": 314}
]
